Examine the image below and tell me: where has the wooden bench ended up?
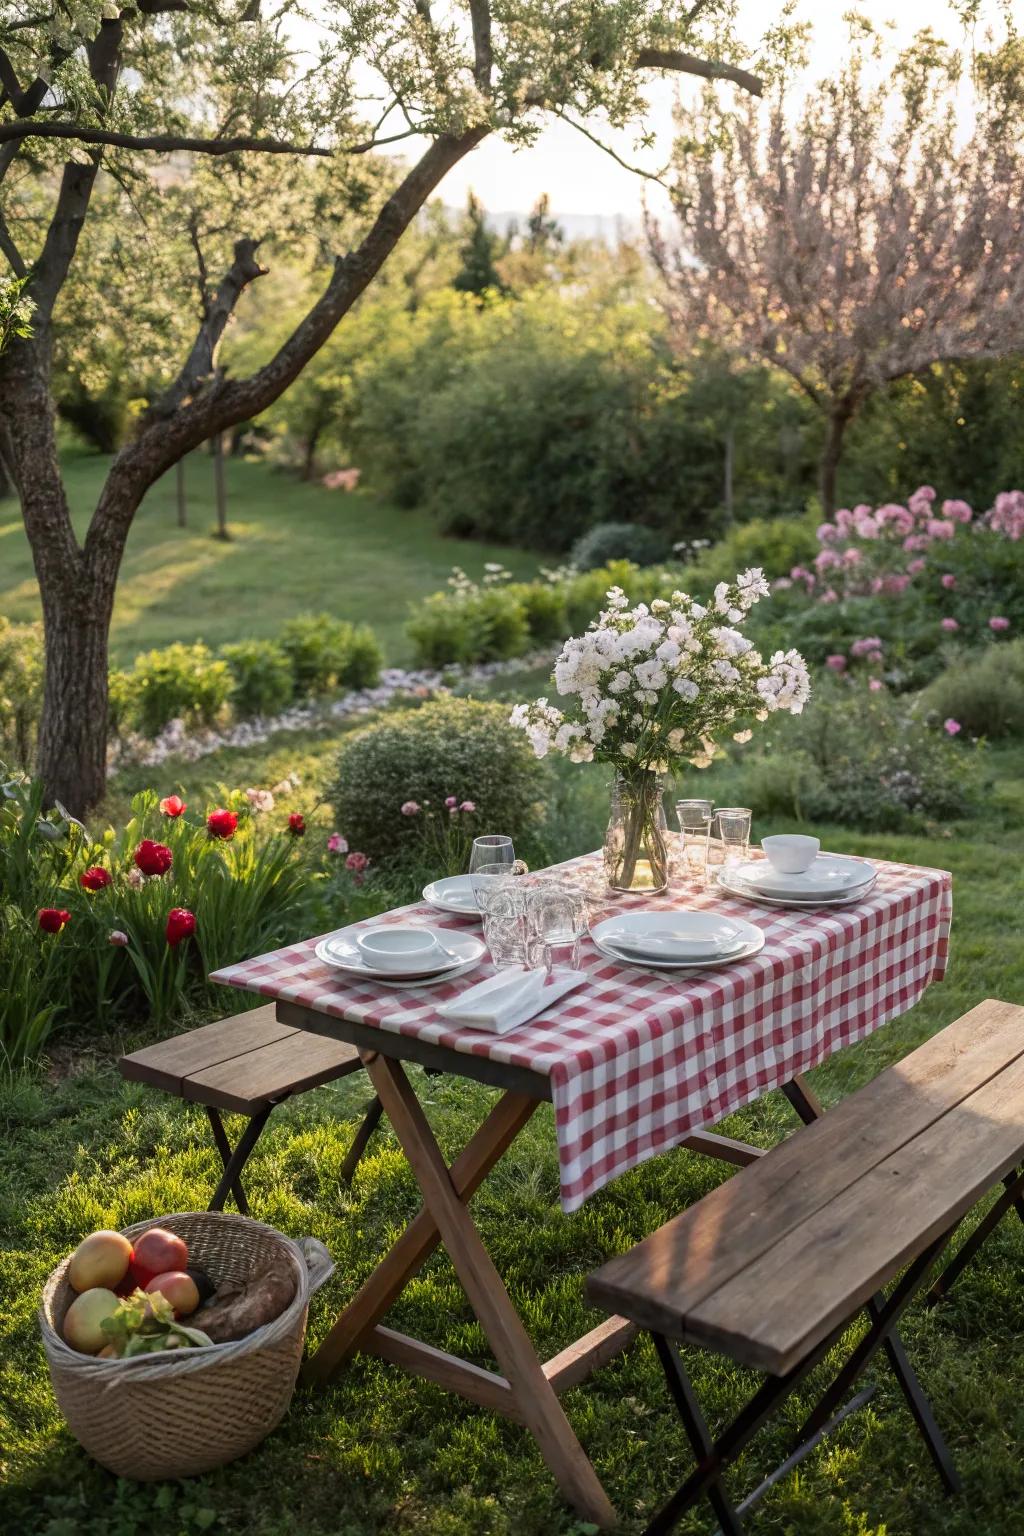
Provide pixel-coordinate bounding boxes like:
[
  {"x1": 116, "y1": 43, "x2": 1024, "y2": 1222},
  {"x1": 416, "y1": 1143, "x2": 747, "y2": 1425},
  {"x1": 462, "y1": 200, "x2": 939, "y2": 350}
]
[
  {"x1": 586, "y1": 998, "x2": 1024, "y2": 1536},
  {"x1": 119, "y1": 1003, "x2": 383, "y2": 1213}
]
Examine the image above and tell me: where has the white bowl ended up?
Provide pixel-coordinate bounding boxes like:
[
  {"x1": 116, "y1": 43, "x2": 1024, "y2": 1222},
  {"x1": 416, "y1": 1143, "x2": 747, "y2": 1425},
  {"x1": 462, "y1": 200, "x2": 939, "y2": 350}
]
[
  {"x1": 355, "y1": 926, "x2": 443, "y2": 974},
  {"x1": 761, "y1": 834, "x2": 820, "y2": 875}
]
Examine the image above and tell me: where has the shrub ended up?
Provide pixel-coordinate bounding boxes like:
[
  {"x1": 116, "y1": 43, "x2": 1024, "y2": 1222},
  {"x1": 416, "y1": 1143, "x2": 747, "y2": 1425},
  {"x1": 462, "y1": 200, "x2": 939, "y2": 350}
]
[
  {"x1": 918, "y1": 641, "x2": 1024, "y2": 739},
  {"x1": 221, "y1": 639, "x2": 294, "y2": 718},
  {"x1": 570, "y1": 521, "x2": 670, "y2": 570},
  {"x1": 507, "y1": 580, "x2": 568, "y2": 646},
  {"x1": 329, "y1": 696, "x2": 550, "y2": 862},
  {"x1": 279, "y1": 613, "x2": 382, "y2": 696},
  {"x1": 0, "y1": 617, "x2": 43, "y2": 769},
  {"x1": 407, "y1": 586, "x2": 530, "y2": 668},
  {"x1": 119, "y1": 643, "x2": 232, "y2": 738},
  {"x1": 682, "y1": 513, "x2": 819, "y2": 591}
]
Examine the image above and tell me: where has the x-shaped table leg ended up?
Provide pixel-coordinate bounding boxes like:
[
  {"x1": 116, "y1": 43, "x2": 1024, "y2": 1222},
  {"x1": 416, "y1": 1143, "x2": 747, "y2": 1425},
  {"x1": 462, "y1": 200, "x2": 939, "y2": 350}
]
[
  {"x1": 205, "y1": 1102, "x2": 275, "y2": 1213},
  {"x1": 305, "y1": 1052, "x2": 618, "y2": 1529}
]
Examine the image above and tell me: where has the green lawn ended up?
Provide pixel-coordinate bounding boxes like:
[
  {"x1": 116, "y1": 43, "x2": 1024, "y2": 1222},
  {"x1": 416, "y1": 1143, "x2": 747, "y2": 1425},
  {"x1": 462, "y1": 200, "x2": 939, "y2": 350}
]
[
  {"x1": 3, "y1": 726, "x2": 1024, "y2": 1536},
  {"x1": 0, "y1": 454, "x2": 541, "y2": 666}
]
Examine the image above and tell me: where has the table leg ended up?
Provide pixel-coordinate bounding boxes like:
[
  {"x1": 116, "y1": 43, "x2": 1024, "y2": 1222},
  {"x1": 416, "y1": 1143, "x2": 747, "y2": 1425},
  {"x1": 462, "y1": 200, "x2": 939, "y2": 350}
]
[{"x1": 358, "y1": 1052, "x2": 618, "y2": 1530}]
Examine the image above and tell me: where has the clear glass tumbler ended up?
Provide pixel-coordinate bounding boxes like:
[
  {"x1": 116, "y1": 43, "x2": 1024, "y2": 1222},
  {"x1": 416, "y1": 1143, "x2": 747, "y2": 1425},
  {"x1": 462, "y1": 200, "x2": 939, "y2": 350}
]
[
  {"x1": 714, "y1": 807, "x2": 752, "y2": 867},
  {"x1": 675, "y1": 799, "x2": 714, "y2": 883}
]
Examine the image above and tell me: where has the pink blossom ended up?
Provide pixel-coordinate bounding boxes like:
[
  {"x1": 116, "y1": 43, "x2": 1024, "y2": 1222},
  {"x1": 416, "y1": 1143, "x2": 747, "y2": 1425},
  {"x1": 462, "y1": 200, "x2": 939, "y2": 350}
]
[
  {"x1": 459, "y1": 800, "x2": 476, "y2": 812},
  {"x1": 842, "y1": 547, "x2": 861, "y2": 566},
  {"x1": 773, "y1": 577, "x2": 793, "y2": 591},
  {"x1": 850, "y1": 637, "x2": 883, "y2": 658},
  {"x1": 942, "y1": 499, "x2": 972, "y2": 523},
  {"x1": 940, "y1": 618, "x2": 960, "y2": 632},
  {"x1": 990, "y1": 490, "x2": 1024, "y2": 540},
  {"x1": 868, "y1": 678, "x2": 883, "y2": 692},
  {"x1": 819, "y1": 587, "x2": 839, "y2": 604},
  {"x1": 943, "y1": 718, "x2": 962, "y2": 736},
  {"x1": 825, "y1": 654, "x2": 847, "y2": 672},
  {"x1": 346, "y1": 851, "x2": 369, "y2": 872},
  {"x1": 906, "y1": 558, "x2": 926, "y2": 576},
  {"x1": 245, "y1": 787, "x2": 275, "y2": 814},
  {"x1": 444, "y1": 795, "x2": 458, "y2": 809},
  {"x1": 914, "y1": 484, "x2": 937, "y2": 503},
  {"x1": 327, "y1": 832, "x2": 349, "y2": 854},
  {"x1": 941, "y1": 573, "x2": 956, "y2": 590},
  {"x1": 814, "y1": 548, "x2": 841, "y2": 571},
  {"x1": 816, "y1": 522, "x2": 838, "y2": 543},
  {"x1": 903, "y1": 533, "x2": 931, "y2": 553},
  {"x1": 852, "y1": 515, "x2": 879, "y2": 539},
  {"x1": 883, "y1": 574, "x2": 911, "y2": 595},
  {"x1": 926, "y1": 518, "x2": 955, "y2": 540},
  {"x1": 322, "y1": 467, "x2": 361, "y2": 492},
  {"x1": 989, "y1": 616, "x2": 1010, "y2": 631},
  {"x1": 400, "y1": 801, "x2": 421, "y2": 817},
  {"x1": 876, "y1": 504, "x2": 914, "y2": 535},
  {"x1": 835, "y1": 507, "x2": 855, "y2": 534},
  {"x1": 108, "y1": 929, "x2": 129, "y2": 947}
]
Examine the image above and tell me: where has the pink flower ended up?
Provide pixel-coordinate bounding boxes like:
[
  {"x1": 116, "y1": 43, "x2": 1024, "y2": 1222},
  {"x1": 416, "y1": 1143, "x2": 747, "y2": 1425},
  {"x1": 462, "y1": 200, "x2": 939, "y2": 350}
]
[
  {"x1": 245, "y1": 787, "x2": 275, "y2": 813},
  {"x1": 852, "y1": 514, "x2": 879, "y2": 539},
  {"x1": 940, "y1": 617, "x2": 960, "y2": 633},
  {"x1": 914, "y1": 484, "x2": 937, "y2": 503},
  {"x1": 866, "y1": 650, "x2": 883, "y2": 666},
  {"x1": 825, "y1": 654, "x2": 847, "y2": 672},
  {"x1": 903, "y1": 533, "x2": 931, "y2": 553},
  {"x1": 868, "y1": 678, "x2": 883, "y2": 692},
  {"x1": 816, "y1": 522, "x2": 838, "y2": 543},
  {"x1": 906, "y1": 558, "x2": 926, "y2": 575},
  {"x1": 944, "y1": 718, "x2": 962, "y2": 736},
  {"x1": 327, "y1": 832, "x2": 349, "y2": 854},
  {"x1": 990, "y1": 616, "x2": 1010, "y2": 631},
  {"x1": 835, "y1": 507, "x2": 855, "y2": 534},
  {"x1": 883, "y1": 574, "x2": 911, "y2": 595},
  {"x1": 108, "y1": 929, "x2": 129, "y2": 946},
  {"x1": 459, "y1": 800, "x2": 476, "y2": 812},
  {"x1": 941, "y1": 573, "x2": 956, "y2": 590},
  {"x1": 926, "y1": 518, "x2": 955, "y2": 540},
  {"x1": 814, "y1": 549, "x2": 841, "y2": 572},
  {"x1": 346, "y1": 851, "x2": 369, "y2": 872},
  {"x1": 159, "y1": 795, "x2": 186, "y2": 818},
  {"x1": 819, "y1": 587, "x2": 839, "y2": 604},
  {"x1": 400, "y1": 801, "x2": 421, "y2": 817},
  {"x1": 942, "y1": 499, "x2": 972, "y2": 524},
  {"x1": 850, "y1": 637, "x2": 883, "y2": 658},
  {"x1": 444, "y1": 795, "x2": 458, "y2": 809},
  {"x1": 842, "y1": 547, "x2": 861, "y2": 566},
  {"x1": 876, "y1": 504, "x2": 914, "y2": 535}
]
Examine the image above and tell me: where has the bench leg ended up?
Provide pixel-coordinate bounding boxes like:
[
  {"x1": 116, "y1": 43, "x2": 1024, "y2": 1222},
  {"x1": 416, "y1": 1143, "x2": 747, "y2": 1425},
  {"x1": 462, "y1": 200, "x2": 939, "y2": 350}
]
[
  {"x1": 339, "y1": 1094, "x2": 384, "y2": 1185},
  {"x1": 206, "y1": 1103, "x2": 274, "y2": 1213},
  {"x1": 928, "y1": 1165, "x2": 1024, "y2": 1307},
  {"x1": 649, "y1": 1336, "x2": 745, "y2": 1536}
]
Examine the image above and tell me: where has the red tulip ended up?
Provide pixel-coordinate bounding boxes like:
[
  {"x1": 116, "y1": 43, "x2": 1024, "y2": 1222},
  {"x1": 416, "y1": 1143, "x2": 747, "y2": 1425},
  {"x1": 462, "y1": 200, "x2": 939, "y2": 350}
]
[
  {"x1": 165, "y1": 908, "x2": 196, "y2": 947},
  {"x1": 159, "y1": 795, "x2": 186, "y2": 818},
  {"x1": 79, "y1": 866, "x2": 112, "y2": 892},
  {"x1": 38, "y1": 908, "x2": 70, "y2": 933},
  {"x1": 135, "y1": 840, "x2": 172, "y2": 877},
  {"x1": 206, "y1": 808, "x2": 238, "y2": 841},
  {"x1": 288, "y1": 813, "x2": 306, "y2": 837}
]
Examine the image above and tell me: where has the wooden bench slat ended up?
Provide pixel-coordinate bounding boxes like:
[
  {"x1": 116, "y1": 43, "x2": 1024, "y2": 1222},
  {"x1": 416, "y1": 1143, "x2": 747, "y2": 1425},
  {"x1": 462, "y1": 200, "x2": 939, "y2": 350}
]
[
  {"x1": 689, "y1": 1034, "x2": 1024, "y2": 1372},
  {"x1": 586, "y1": 999, "x2": 1024, "y2": 1363},
  {"x1": 118, "y1": 1004, "x2": 294, "y2": 1095},
  {"x1": 180, "y1": 1029, "x2": 362, "y2": 1114}
]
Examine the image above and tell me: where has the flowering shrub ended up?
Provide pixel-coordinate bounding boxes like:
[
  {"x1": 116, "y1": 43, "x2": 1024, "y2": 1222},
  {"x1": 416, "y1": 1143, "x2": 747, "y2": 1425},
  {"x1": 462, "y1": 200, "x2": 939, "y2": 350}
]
[
  {"x1": 511, "y1": 572, "x2": 810, "y2": 774},
  {"x1": 330, "y1": 697, "x2": 549, "y2": 865}
]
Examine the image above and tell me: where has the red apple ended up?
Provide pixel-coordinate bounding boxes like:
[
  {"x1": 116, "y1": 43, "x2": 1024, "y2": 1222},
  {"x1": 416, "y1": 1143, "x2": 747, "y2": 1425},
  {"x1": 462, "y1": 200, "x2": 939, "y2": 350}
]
[
  {"x1": 145, "y1": 1270, "x2": 200, "y2": 1318},
  {"x1": 68, "y1": 1230, "x2": 133, "y2": 1293},
  {"x1": 63, "y1": 1288, "x2": 121, "y2": 1354},
  {"x1": 131, "y1": 1227, "x2": 188, "y2": 1286}
]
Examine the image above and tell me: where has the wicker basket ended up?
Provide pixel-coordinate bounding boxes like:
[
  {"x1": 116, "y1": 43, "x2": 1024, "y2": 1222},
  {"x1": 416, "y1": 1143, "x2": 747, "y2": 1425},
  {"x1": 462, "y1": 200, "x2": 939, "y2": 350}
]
[{"x1": 39, "y1": 1211, "x2": 333, "y2": 1480}]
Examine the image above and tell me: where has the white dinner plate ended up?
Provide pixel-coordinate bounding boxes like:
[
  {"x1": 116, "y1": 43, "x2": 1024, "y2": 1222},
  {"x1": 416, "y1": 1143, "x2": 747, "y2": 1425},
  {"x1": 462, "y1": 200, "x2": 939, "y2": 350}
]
[
  {"x1": 717, "y1": 872, "x2": 878, "y2": 910},
  {"x1": 590, "y1": 912, "x2": 765, "y2": 971},
  {"x1": 422, "y1": 875, "x2": 481, "y2": 918},
  {"x1": 596, "y1": 910, "x2": 749, "y2": 962},
  {"x1": 315, "y1": 924, "x2": 485, "y2": 984},
  {"x1": 733, "y1": 855, "x2": 876, "y2": 899}
]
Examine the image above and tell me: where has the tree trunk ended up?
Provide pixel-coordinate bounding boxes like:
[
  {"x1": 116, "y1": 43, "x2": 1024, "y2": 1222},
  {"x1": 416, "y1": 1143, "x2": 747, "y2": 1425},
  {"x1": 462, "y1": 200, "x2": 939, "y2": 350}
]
[
  {"x1": 301, "y1": 422, "x2": 322, "y2": 482},
  {"x1": 0, "y1": 449, "x2": 12, "y2": 500},
  {"x1": 723, "y1": 422, "x2": 735, "y2": 523},
  {"x1": 212, "y1": 433, "x2": 229, "y2": 539},
  {"x1": 176, "y1": 457, "x2": 187, "y2": 527},
  {"x1": 819, "y1": 407, "x2": 851, "y2": 515}
]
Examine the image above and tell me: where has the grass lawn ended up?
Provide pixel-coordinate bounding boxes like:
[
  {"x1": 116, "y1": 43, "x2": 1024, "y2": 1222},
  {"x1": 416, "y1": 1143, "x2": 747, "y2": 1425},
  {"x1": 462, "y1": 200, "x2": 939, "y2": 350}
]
[
  {"x1": 0, "y1": 453, "x2": 541, "y2": 666},
  {"x1": 3, "y1": 720, "x2": 1024, "y2": 1536}
]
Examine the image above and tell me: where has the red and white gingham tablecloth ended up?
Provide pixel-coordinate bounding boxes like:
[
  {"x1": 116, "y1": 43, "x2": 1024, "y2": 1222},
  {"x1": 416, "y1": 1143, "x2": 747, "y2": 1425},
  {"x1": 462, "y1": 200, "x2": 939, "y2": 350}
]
[{"x1": 210, "y1": 852, "x2": 952, "y2": 1212}]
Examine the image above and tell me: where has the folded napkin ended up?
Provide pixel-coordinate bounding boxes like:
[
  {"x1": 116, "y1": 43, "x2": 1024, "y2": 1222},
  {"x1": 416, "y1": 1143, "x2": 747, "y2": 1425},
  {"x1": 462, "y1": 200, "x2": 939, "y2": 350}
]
[{"x1": 435, "y1": 966, "x2": 585, "y2": 1035}]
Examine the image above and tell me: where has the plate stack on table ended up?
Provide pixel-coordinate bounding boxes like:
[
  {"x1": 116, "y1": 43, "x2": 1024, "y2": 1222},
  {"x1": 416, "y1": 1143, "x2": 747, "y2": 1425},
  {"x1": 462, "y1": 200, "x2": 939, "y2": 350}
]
[
  {"x1": 717, "y1": 853, "x2": 877, "y2": 909},
  {"x1": 590, "y1": 910, "x2": 766, "y2": 971}
]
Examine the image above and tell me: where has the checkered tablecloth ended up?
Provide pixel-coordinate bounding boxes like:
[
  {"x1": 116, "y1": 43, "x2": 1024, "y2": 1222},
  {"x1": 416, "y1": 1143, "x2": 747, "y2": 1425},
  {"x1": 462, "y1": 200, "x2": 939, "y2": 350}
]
[{"x1": 210, "y1": 852, "x2": 952, "y2": 1212}]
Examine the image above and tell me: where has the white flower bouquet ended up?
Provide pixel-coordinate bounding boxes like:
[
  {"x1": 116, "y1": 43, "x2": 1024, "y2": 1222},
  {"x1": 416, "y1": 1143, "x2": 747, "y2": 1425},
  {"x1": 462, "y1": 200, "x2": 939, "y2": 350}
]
[{"x1": 510, "y1": 571, "x2": 810, "y2": 891}]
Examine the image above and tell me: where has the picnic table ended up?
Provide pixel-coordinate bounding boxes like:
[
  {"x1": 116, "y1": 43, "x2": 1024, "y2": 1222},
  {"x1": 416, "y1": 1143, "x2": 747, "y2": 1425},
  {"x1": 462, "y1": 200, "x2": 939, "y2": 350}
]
[{"x1": 210, "y1": 848, "x2": 952, "y2": 1527}]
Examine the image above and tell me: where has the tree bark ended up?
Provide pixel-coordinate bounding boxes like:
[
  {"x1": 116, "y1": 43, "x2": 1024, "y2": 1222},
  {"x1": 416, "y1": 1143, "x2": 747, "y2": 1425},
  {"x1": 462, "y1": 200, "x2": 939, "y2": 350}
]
[
  {"x1": 0, "y1": 446, "x2": 12, "y2": 499},
  {"x1": 819, "y1": 406, "x2": 852, "y2": 515}
]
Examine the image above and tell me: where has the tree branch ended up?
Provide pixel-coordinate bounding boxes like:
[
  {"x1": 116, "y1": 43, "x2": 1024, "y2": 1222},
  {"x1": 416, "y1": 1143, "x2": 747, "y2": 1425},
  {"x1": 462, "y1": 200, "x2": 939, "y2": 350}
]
[
  {"x1": 151, "y1": 236, "x2": 267, "y2": 419},
  {"x1": 0, "y1": 119, "x2": 332, "y2": 156},
  {"x1": 0, "y1": 209, "x2": 26, "y2": 275},
  {"x1": 636, "y1": 47, "x2": 762, "y2": 98},
  {"x1": 468, "y1": 0, "x2": 492, "y2": 91}
]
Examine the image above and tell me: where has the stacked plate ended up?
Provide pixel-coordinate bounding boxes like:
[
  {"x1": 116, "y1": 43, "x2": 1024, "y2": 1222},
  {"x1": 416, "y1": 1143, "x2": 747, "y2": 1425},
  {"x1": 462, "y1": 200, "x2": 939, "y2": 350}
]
[
  {"x1": 718, "y1": 854, "x2": 876, "y2": 909},
  {"x1": 315, "y1": 923, "x2": 485, "y2": 988},
  {"x1": 590, "y1": 911, "x2": 765, "y2": 970},
  {"x1": 422, "y1": 875, "x2": 480, "y2": 918}
]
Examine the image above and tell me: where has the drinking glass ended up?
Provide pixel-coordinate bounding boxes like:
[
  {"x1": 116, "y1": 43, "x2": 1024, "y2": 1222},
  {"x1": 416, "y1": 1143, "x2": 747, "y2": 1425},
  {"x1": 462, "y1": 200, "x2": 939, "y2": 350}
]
[
  {"x1": 529, "y1": 881, "x2": 589, "y2": 970},
  {"x1": 481, "y1": 878, "x2": 587, "y2": 971},
  {"x1": 675, "y1": 799, "x2": 714, "y2": 883},
  {"x1": 470, "y1": 859, "x2": 521, "y2": 915},
  {"x1": 470, "y1": 835, "x2": 515, "y2": 876},
  {"x1": 715, "y1": 807, "x2": 752, "y2": 866},
  {"x1": 481, "y1": 882, "x2": 539, "y2": 969}
]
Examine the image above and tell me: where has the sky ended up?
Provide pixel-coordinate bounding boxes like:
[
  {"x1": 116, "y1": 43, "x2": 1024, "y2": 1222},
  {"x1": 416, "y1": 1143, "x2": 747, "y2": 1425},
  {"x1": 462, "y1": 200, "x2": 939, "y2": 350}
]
[{"x1": 425, "y1": 0, "x2": 1022, "y2": 219}]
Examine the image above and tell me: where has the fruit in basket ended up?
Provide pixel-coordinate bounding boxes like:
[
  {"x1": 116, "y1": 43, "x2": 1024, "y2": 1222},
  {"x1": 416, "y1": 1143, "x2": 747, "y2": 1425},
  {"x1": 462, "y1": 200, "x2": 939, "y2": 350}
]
[
  {"x1": 63, "y1": 1288, "x2": 122, "y2": 1353},
  {"x1": 95, "y1": 1288, "x2": 214, "y2": 1358},
  {"x1": 130, "y1": 1227, "x2": 189, "y2": 1286},
  {"x1": 68, "y1": 1230, "x2": 133, "y2": 1293},
  {"x1": 145, "y1": 1270, "x2": 200, "y2": 1317}
]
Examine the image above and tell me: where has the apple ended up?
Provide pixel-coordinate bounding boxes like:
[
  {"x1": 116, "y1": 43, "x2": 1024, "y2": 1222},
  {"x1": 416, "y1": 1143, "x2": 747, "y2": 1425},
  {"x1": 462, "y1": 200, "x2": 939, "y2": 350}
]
[
  {"x1": 130, "y1": 1227, "x2": 188, "y2": 1286},
  {"x1": 145, "y1": 1270, "x2": 200, "y2": 1318},
  {"x1": 63, "y1": 1288, "x2": 121, "y2": 1354},
  {"x1": 96, "y1": 1344, "x2": 119, "y2": 1359},
  {"x1": 68, "y1": 1230, "x2": 133, "y2": 1293}
]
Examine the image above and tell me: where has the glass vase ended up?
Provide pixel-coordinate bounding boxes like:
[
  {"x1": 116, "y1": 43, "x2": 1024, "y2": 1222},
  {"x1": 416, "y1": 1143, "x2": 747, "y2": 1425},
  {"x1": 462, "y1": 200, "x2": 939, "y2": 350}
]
[{"x1": 603, "y1": 771, "x2": 669, "y2": 894}]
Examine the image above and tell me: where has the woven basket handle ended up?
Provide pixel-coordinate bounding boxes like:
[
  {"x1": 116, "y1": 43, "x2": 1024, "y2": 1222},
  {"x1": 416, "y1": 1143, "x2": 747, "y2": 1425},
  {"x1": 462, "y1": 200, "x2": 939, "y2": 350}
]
[{"x1": 299, "y1": 1237, "x2": 334, "y2": 1295}]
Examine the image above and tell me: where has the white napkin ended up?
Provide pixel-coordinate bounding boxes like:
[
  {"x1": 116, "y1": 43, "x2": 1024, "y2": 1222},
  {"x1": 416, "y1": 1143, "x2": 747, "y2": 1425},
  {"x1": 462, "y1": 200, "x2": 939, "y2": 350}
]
[{"x1": 435, "y1": 966, "x2": 585, "y2": 1034}]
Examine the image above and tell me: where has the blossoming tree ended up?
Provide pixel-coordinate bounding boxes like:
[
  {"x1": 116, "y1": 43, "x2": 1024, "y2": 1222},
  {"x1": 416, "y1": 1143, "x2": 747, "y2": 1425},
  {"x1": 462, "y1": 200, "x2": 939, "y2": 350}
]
[
  {"x1": 654, "y1": 29, "x2": 1024, "y2": 513},
  {"x1": 0, "y1": 1, "x2": 765, "y2": 814}
]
